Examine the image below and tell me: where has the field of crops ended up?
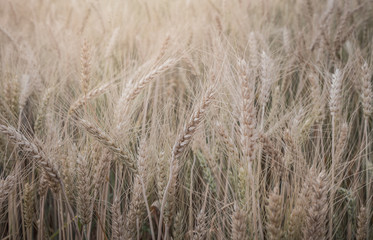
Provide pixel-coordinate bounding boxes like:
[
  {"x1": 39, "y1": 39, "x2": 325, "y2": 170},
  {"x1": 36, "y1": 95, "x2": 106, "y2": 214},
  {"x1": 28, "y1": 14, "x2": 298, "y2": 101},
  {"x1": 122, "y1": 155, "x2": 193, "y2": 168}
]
[{"x1": 0, "y1": 0, "x2": 372, "y2": 239}]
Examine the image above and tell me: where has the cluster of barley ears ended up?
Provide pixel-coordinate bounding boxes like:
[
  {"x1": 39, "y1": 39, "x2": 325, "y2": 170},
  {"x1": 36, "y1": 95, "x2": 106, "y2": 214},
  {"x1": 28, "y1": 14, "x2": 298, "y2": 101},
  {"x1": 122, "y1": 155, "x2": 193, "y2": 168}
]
[{"x1": 0, "y1": 0, "x2": 373, "y2": 239}]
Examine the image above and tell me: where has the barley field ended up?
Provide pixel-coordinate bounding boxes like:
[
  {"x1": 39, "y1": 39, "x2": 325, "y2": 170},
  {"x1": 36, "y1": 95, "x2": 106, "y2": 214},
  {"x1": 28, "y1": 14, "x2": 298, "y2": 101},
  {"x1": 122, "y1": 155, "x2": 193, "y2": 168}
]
[{"x1": 0, "y1": 0, "x2": 372, "y2": 239}]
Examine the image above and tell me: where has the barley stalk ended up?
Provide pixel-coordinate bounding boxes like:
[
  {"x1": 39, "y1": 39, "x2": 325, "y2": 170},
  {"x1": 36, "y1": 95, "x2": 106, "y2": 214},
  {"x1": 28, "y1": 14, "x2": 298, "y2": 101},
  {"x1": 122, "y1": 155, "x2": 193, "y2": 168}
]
[
  {"x1": 360, "y1": 62, "x2": 372, "y2": 240},
  {"x1": 329, "y1": 68, "x2": 342, "y2": 239},
  {"x1": 157, "y1": 84, "x2": 215, "y2": 240},
  {"x1": 238, "y1": 58, "x2": 260, "y2": 239}
]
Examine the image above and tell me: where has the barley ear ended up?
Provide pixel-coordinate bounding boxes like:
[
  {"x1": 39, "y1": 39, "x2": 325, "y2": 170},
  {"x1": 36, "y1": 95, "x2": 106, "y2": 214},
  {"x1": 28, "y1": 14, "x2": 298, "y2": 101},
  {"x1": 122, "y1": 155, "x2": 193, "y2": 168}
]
[
  {"x1": 356, "y1": 205, "x2": 367, "y2": 240},
  {"x1": 23, "y1": 182, "x2": 35, "y2": 229},
  {"x1": 81, "y1": 38, "x2": 91, "y2": 96},
  {"x1": 303, "y1": 169, "x2": 328, "y2": 240},
  {"x1": 361, "y1": 62, "x2": 372, "y2": 118},
  {"x1": 111, "y1": 196, "x2": 124, "y2": 240},
  {"x1": 76, "y1": 155, "x2": 92, "y2": 225},
  {"x1": 0, "y1": 173, "x2": 16, "y2": 206},
  {"x1": 329, "y1": 69, "x2": 342, "y2": 117},
  {"x1": 232, "y1": 202, "x2": 247, "y2": 240},
  {"x1": 266, "y1": 186, "x2": 283, "y2": 240}
]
